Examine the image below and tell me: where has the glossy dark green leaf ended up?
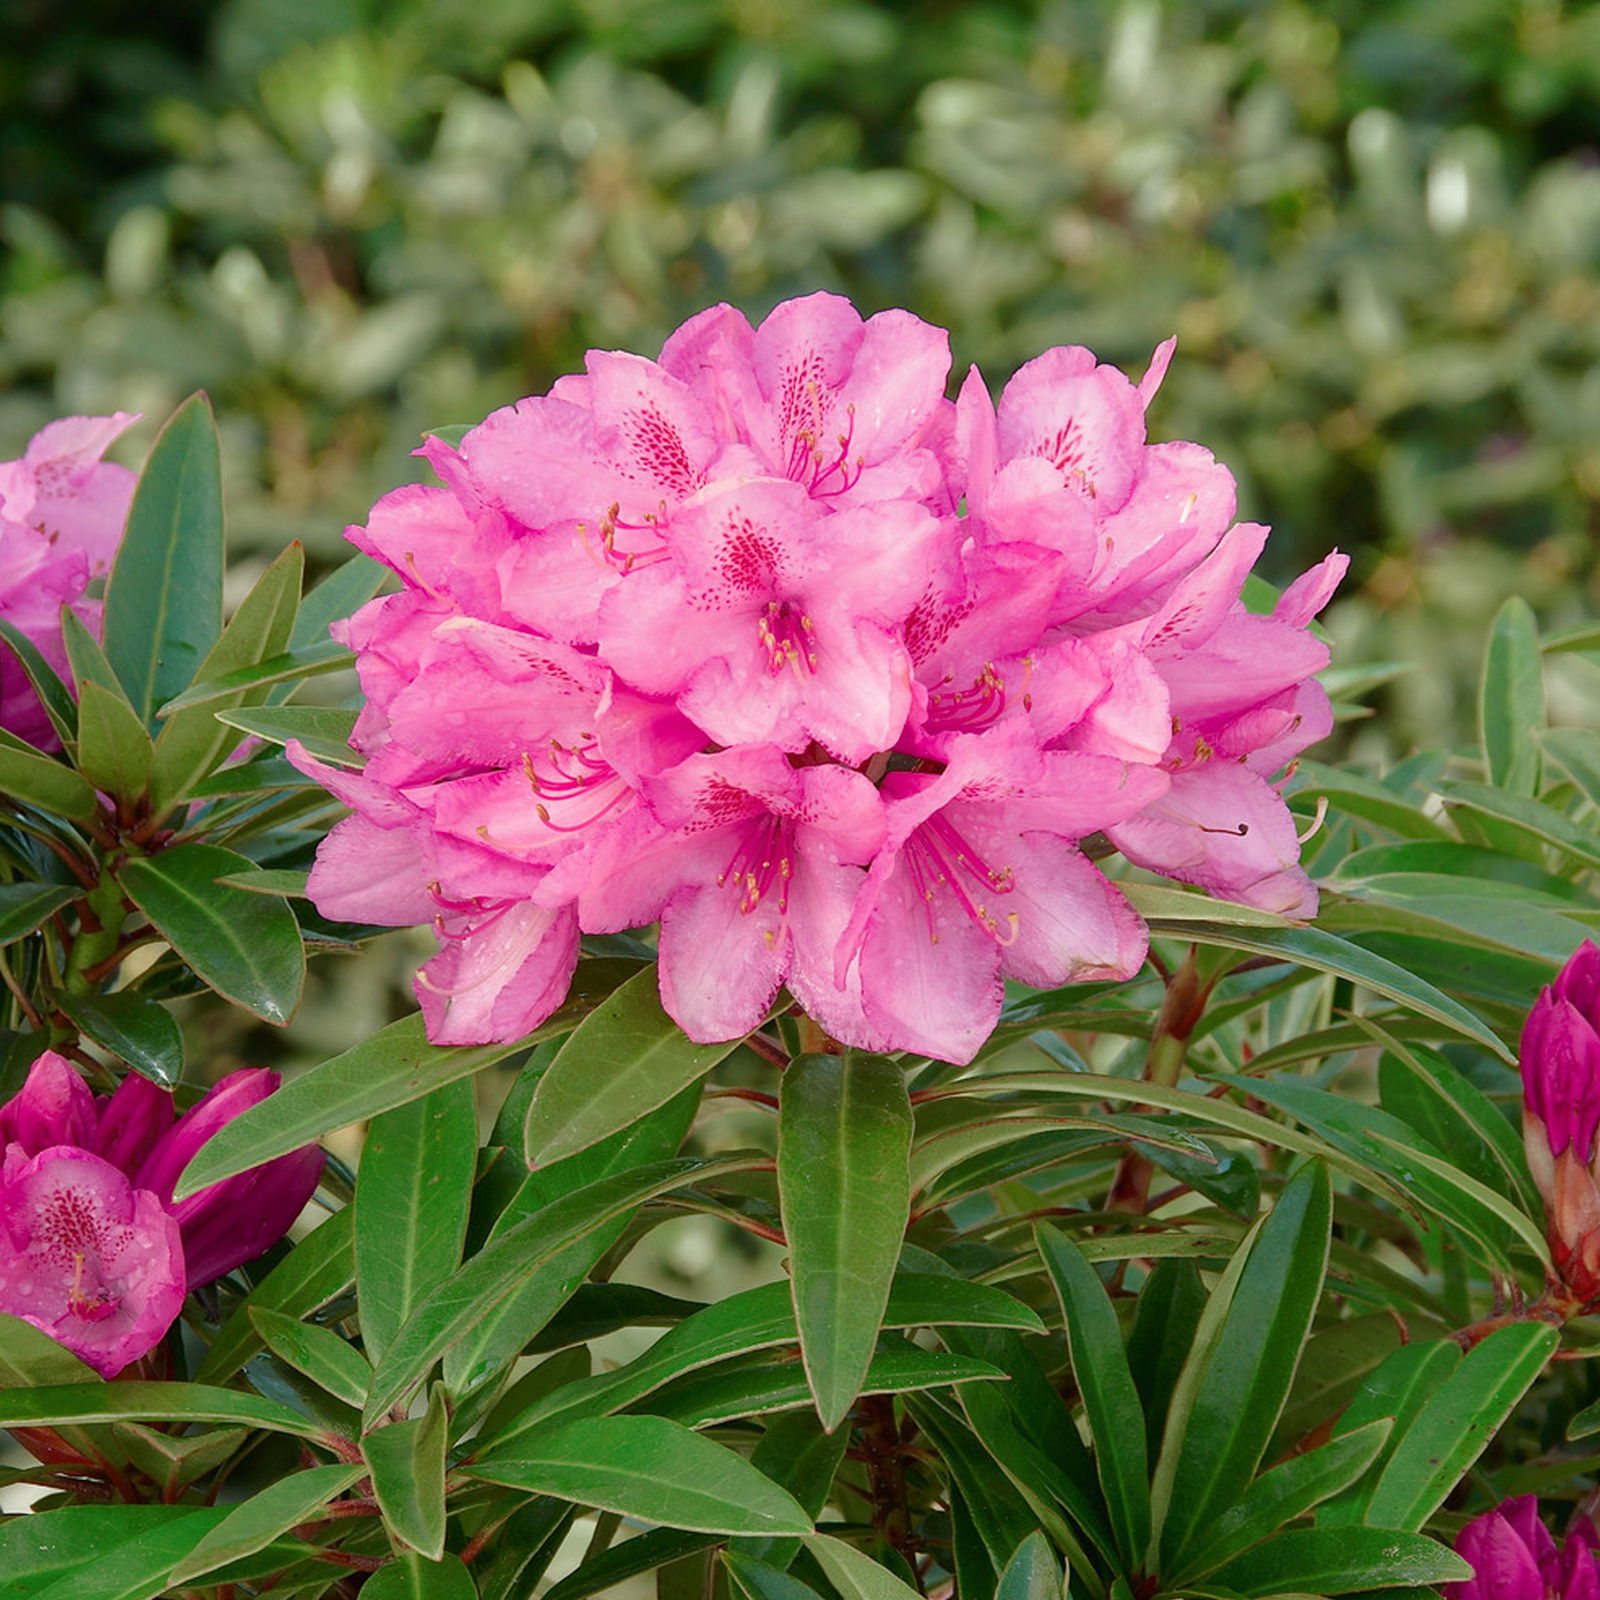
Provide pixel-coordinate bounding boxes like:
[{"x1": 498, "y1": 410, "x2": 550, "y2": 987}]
[
  {"x1": 1479, "y1": 595, "x2": 1544, "y2": 794},
  {"x1": 1152, "y1": 1164, "x2": 1332, "y2": 1570},
  {"x1": 361, "y1": 1552, "x2": 479, "y2": 1600},
  {"x1": 175, "y1": 963, "x2": 639, "y2": 1198},
  {"x1": 0, "y1": 615, "x2": 77, "y2": 746},
  {"x1": 53, "y1": 989, "x2": 183, "y2": 1086},
  {"x1": 779, "y1": 1051, "x2": 913, "y2": 1431},
  {"x1": 167, "y1": 1463, "x2": 362, "y2": 1584},
  {"x1": 732, "y1": 1410, "x2": 851, "y2": 1573},
  {"x1": 1035, "y1": 1224, "x2": 1149, "y2": 1562},
  {"x1": 196, "y1": 1207, "x2": 354, "y2": 1382},
  {"x1": 1361, "y1": 1322, "x2": 1557, "y2": 1530},
  {"x1": 118, "y1": 841, "x2": 304, "y2": 1022},
  {"x1": 0, "y1": 883, "x2": 78, "y2": 947},
  {"x1": 0, "y1": 1381, "x2": 325, "y2": 1439},
  {"x1": 356, "y1": 1078, "x2": 477, "y2": 1366},
  {"x1": 215, "y1": 703, "x2": 360, "y2": 766},
  {"x1": 0, "y1": 1312, "x2": 98, "y2": 1386},
  {"x1": 75, "y1": 680, "x2": 153, "y2": 801},
  {"x1": 472, "y1": 1498, "x2": 576, "y2": 1600},
  {"x1": 364, "y1": 1383, "x2": 450, "y2": 1559},
  {"x1": 102, "y1": 393, "x2": 223, "y2": 725},
  {"x1": 0, "y1": 728, "x2": 98, "y2": 820},
  {"x1": 994, "y1": 1531, "x2": 1063, "y2": 1600},
  {"x1": 468, "y1": 1414, "x2": 812, "y2": 1535},
  {"x1": 525, "y1": 966, "x2": 749, "y2": 1164},
  {"x1": 802, "y1": 1535, "x2": 925, "y2": 1600},
  {"x1": 1127, "y1": 1259, "x2": 1207, "y2": 1458},
  {"x1": 1205, "y1": 1526, "x2": 1469, "y2": 1595},
  {"x1": 112, "y1": 1423, "x2": 248, "y2": 1496},
  {"x1": 726, "y1": 1552, "x2": 827, "y2": 1600},
  {"x1": 364, "y1": 1155, "x2": 752, "y2": 1424},
  {"x1": 250, "y1": 1307, "x2": 370, "y2": 1407},
  {"x1": 1170, "y1": 1420, "x2": 1392, "y2": 1584},
  {"x1": 0, "y1": 1506, "x2": 228, "y2": 1600},
  {"x1": 158, "y1": 638, "x2": 351, "y2": 713},
  {"x1": 148, "y1": 541, "x2": 303, "y2": 815},
  {"x1": 541, "y1": 1530, "x2": 714, "y2": 1600}
]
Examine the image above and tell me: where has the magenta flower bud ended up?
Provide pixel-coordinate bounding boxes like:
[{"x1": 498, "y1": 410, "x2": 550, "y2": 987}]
[
  {"x1": 1450, "y1": 1497, "x2": 1600, "y2": 1600},
  {"x1": 0, "y1": 1145, "x2": 185, "y2": 1378},
  {"x1": 134, "y1": 1069, "x2": 324, "y2": 1290},
  {"x1": 0, "y1": 1050, "x2": 98, "y2": 1154}
]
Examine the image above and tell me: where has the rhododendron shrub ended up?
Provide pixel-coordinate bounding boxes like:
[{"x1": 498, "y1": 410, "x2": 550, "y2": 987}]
[
  {"x1": 291, "y1": 294, "x2": 1345, "y2": 1061},
  {"x1": 0, "y1": 413, "x2": 138, "y2": 747}
]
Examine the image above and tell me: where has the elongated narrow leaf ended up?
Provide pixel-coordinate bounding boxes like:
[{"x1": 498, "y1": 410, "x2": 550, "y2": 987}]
[
  {"x1": 356, "y1": 1079, "x2": 477, "y2": 1366},
  {"x1": 0, "y1": 883, "x2": 77, "y2": 947},
  {"x1": 733, "y1": 1410, "x2": 851, "y2": 1572},
  {"x1": 1441, "y1": 779, "x2": 1600, "y2": 875},
  {"x1": 364, "y1": 1384, "x2": 449, "y2": 1559},
  {"x1": 0, "y1": 615, "x2": 76, "y2": 746},
  {"x1": 526, "y1": 966, "x2": 749, "y2": 1164},
  {"x1": 215, "y1": 703, "x2": 360, "y2": 766},
  {"x1": 1035, "y1": 1224, "x2": 1150, "y2": 1564},
  {"x1": 167, "y1": 1463, "x2": 362, "y2": 1584},
  {"x1": 802, "y1": 1534, "x2": 926, "y2": 1600},
  {"x1": 75, "y1": 680, "x2": 153, "y2": 801},
  {"x1": 994, "y1": 1532, "x2": 1064, "y2": 1600},
  {"x1": 779, "y1": 1052, "x2": 913, "y2": 1432},
  {"x1": 0, "y1": 1313, "x2": 98, "y2": 1387},
  {"x1": 726, "y1": 1552, "x2": 827, "y2": 1600},
  {"x1": 361, "y1": 1552, "x2": 479, "y2": 1600},
  {"x1": 1153, "y1": 1164, "x2": 1332, "y2": 1570},
  {"x1": 1361, "y1": 1322, "x2": 1557, "y2": 1530},
  {"x1": 118, "y1": 841, "x2": 303, "y2": 1022},
  {"x1": 1205, "y1": 1526, "x2": 1469, "y2": 1595},
  {"x1": 149, "y1": 541, "x2": 303, "y2": 815},
  {"x1": 468, "y1": 1414, "x2": 812, "y2": 1535},
  {"x1": 1, "y1": 1506, "x2": 229, "y2": 1600},
  {"x1": 158, "y1": 639, "x2": 351, "y2": 713},
  {"x1": 0, "y1": 1381, "x2": 326, "y2": 1440},
  {"x1": 53, "y1": 989, "x2": 183, "y2": 1086},
  {"x1": 1480, "y1": 596, "x2": 1544, "y2": 793},
  {"x1": 175, "y1": 961, "x2": 641, "y2": 1197},
  {"x1": 102, "y1": 394, "x2": 223, "y2": 725},
  {"x1": 364, "y1": 1156, "x2": 753, "y2": 1424},
  {"x1": 250, "y1": 1308, "x2": 370, "y2": 1408},
  {"x1": 0, "y1": 731, "x2": 98, "y2": 820}
]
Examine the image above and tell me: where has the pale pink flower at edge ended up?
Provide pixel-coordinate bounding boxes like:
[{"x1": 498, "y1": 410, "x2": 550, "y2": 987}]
[
  {"x1": 0, "y1": 413, "x2": 139, "y2": 749},
  {"x1": 291, "y1": 292, "x2": 1346, "y2": 1065},
  {"x1": 0, "y1": 1051, "x2": 323, "y2": 1375}
]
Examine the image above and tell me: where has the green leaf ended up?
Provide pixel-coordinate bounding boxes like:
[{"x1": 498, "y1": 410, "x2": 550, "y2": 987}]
[
  {"x1": 0, "y1": 883, "x2": 78, "y2": 947},
  {"x1": 53, "y1": 989, "x2": 183, "y2": 1086},
  {"x1": 541, "y1": 1530, "x2": 713, "y2": 1600},
  {"x1": 1360, "y1": 1322, "x2": 1557, "y2": 1530},
  {"x1": 250, "y1": 1307, "x2": 371, "y2": 1408},
  {"x1": 1539, "y1": 726, "x2": 1600, "y2": 814},
  {"x1": 196, "y1": 1207, "x2": 354, "y2": 1382},
  {"x1": 102, "y1": 393, "x2": 224, "y2": 726},
  {"x1": 364, "y1": 1156, "x2": 754, "y2": 1424},
  {"x1": 149, "y1": 541, "x2": 304, "y2": 815},
  {"x1": 215, "y1": 703, "x2": 360, "y2": 766},
  {"x1": 0, "y1": 615, "x2": 77, "y2": 746},
  {"x1": 112, "y1": 1423, "x2": 248, "y2": 1497},
  {"x1": 0, "y1": 1312, "x2": 99, "y2": 1386},
  {"x1": 75, "y1": 680, "x2": 153, "y2": 801},
  {"x1": 1479, "y1": 596, "x2": 1544, "y2": 794},
  {"x1": 1127, "y1": 1259, "x2": 1208, "y2": 1458},
  {"x1": 0, "y1": 1506, "x2": 229, "y2": 1600},
  {"x1": 525, "y1": 965, "x2": 749, "y2": 1164},
  {"x1": 1035, "y1": 1224, "x2": 1150, "y2": 1564},
  {"x1": 467, "y1": 1414, "x2": 813, "y2": 1535},
  {"x1": 1170, "y1": 1420, "x2": 1392, "y2": 1584},
  {"x1": 801, "y1": 1534, "x2": 925, "y2": 1600},
  {"x1": 118, "y1": 841, "x2": 304, "y2": 1023},
  {"x1": 733, "y1": 1410, "x2": 851, "y2": 1572},
  {"x1": 1204, "y1": 1526, "x2": 1469, "y2": 1595},
  {"x1": 994, "y1": 1532, "x2": 1064, "y2": 1600},
  {"x1": 356, "y1": 1078, "x2": 477, "y2": 1366},
  {"x1": 157, "y1": 639, "x2": 351, "y2": 713},
  {"x1": 1152, "y1": 1164, "x2": 1332, "y2": 1571},
  {"x1": 0, "y1": 728, "x2": 99, "y2": 821},
  {"x1": 726, "y1": 1552, "x2": 827, "y2": 1600},
  {"x1": 779, "y1": 1051, "x2": 913, "y2": 1432},
  {"x1": 217, "y1": 866, "x2": 311, "y2": 895},
  {"x1": 364, "y1": 1383, "x2": 450, "y2": 1559},
  {"x1": 166, "y1": 1463, "x2": 362, "y2": 1584},
  {"x1": 1121, "y1": 882, "x2": 1293, "y2": 928},
  {"x1": 1440, "y1": 779, "x2": 1600, "y2": 875},
  {"x1": 290, "y1": 551, "x2": 387, "y2": 649},
  {"x1": 175, "y1": 963, "x2": 642, "y2": 1197},
  {"x1": 0, "y1": 1381, "x2": 327, "y2": 1440},
  {"x1": 361, "y1": 1552, "x2": 479, "y2": 1600}
]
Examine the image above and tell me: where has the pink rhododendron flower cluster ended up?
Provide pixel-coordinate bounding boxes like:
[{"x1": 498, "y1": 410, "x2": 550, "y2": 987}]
[
  {"x1": 0, "y1": 1052, "x2": 323, "y2": 1377},
  {"x1": 0, "y1": 414, "x2": 139, "y2": 748},
  {"x1": 292, "y1": 293, "x2": 1345, "y2": 1064},
  {"x1": 1448, "y1": 1496, "x2": 1600, "y2": 1600}
]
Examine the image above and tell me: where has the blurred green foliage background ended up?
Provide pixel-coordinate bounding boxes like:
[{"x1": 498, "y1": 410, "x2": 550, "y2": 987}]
[{"x1": 4, "y1": 0, "x2": 1600, "y2": 743}]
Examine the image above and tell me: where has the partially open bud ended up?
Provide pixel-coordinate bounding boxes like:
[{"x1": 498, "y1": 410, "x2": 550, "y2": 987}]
[
  {"x1": 1522, "y1": 941, "x2": 1600, "y2": 1302},
  {"x1": 1448, "y1": 1495, "x2": 1600, "y2": 1600}
]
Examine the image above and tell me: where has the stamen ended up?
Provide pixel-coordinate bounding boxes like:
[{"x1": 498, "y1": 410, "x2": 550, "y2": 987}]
[
  {"x1": 717, "y1": 814, "x2": 795, "y2": 915},
  {"x1": 757, "y1": 601, "x2": 819, "y2": 678},
  {"x1": 902, "y1": 812, "x2": 1018, "y2": 946}
]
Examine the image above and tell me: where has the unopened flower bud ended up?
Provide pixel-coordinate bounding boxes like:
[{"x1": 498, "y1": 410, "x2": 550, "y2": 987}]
[{"x1": 1449, "y1": 1496, "x2": 1600, "y2": 1600}]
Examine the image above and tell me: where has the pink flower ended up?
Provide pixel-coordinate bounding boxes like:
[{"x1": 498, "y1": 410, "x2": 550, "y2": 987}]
[
  {"x1": 294, "y1": 298, "x2": 1343, "y2": 1063},
  {"x1": 0, "y1": 414, "x2": 139, "y2": 748},
  {"x1": 0, "y1": 1052, "x2": 323, "y2": 1374},
  {"x1": 1449, "y1": 1497, "x2": 1600, "y2": 1600},
  {"x1": 1521, "y1": 942, "x2": 1600, "y2": 1302}
]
